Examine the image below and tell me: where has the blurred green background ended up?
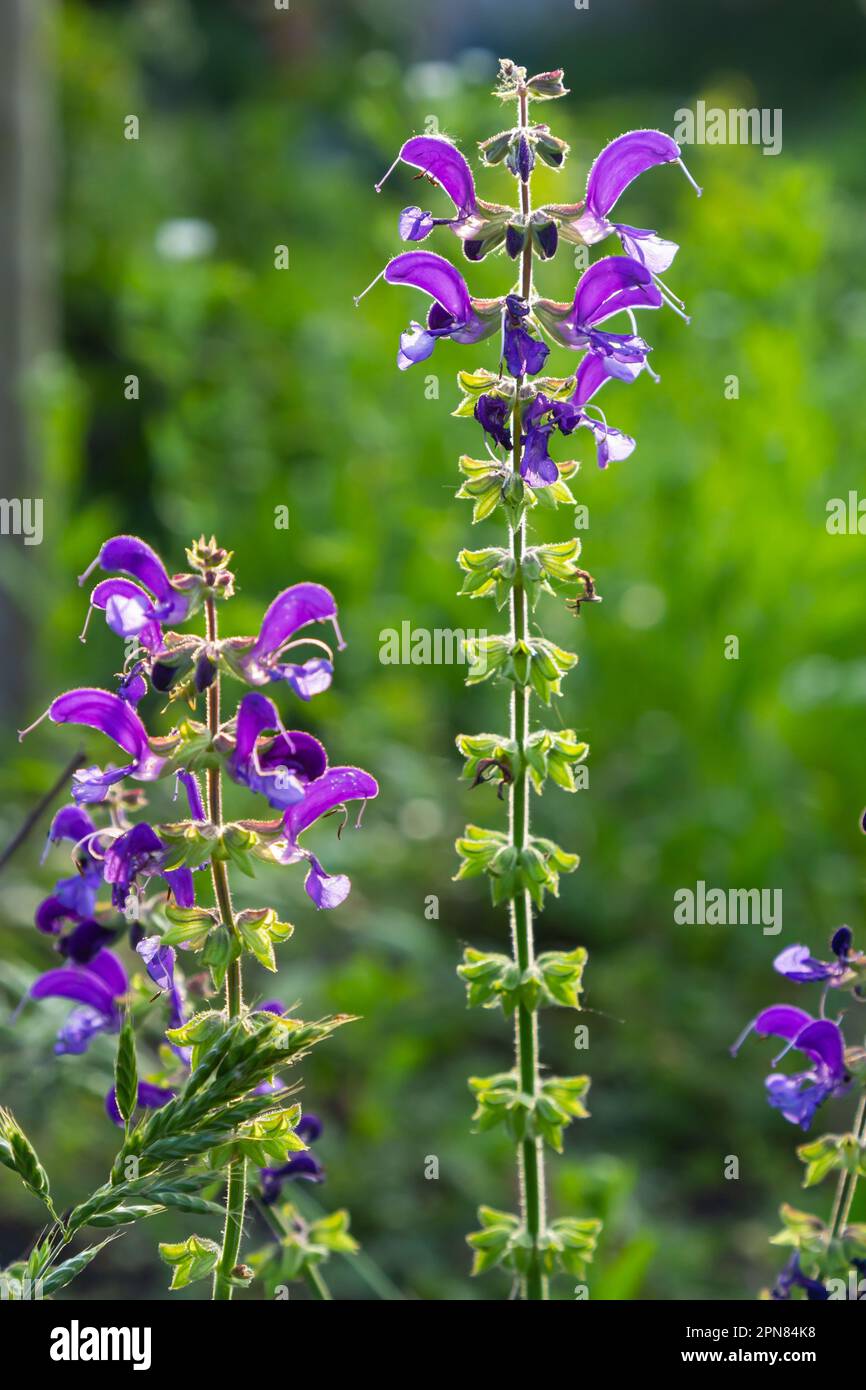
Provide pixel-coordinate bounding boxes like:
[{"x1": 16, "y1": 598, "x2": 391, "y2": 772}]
[{"x1": 2, "y1": 0, "x2": 866, "y2": 1300}]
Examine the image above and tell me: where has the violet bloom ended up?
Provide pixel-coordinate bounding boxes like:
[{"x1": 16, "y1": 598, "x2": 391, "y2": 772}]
[
  {"x1": 105, "y1": 1080, "x2": 175, "y2": 1128},
  {"x1": 377, "y1": 135, "x2": 478, "y2": 240},
  {"x1": 80, "y1": 535, "x2": 196, "y2": 650},
  {"x1": 276, "y1": 766, "x2": 379, "y2": 909},
  {"x1": 31, "y1": 948, "x2": 127, "y2": 1055},
  {"x1": 35, "y1": 805, "x2": 103, "y2": 937},
  {"x1": 474, "y1": 394, "x2": 513, "y2": 451},
  {"x1": 732, "y1": 1005, "x2": 850, "y2": 1130},
  {"x1": 227, "y1": 692, "x2": 326, "y2": 811},
  {"x1": 771, "y1": 1253, "x2": 829, "y2": 1302},
  {"x1": 774, "y1": 928, "x2": 855, "y2": 985},
  {"x1": 354, "y1": 251, "x2": 501, "y2": 370},
  {"x1": 534, "y1": 255, "x2": 663, "y2": 382},
  {"x1": 229, "y1": 583, "x2": 342, "y2": 697},
  {"x1": 568, "y1": 352, "x2": 637, "y2": 470},
  {"x1": 551, "y1": 129, "x2": 701, "y2": 316},
  {"x1": 136, "y1": 935, "x2": 176, "y2": 993},
  {"x1": 502, "y1": 296, "x2": 549, "y2": 377},
  {"x1": 118, "y1": 663, "x2": 148, "y2": 706},
  {"x1": 20, "y1": 688, "x2": 167, "y2": 804},
  {"x1": 260, "y1": 1113, "x2": 325, "y2": 1203},
  {"x1": 519, "y1": 394, "x2": 579, "y2": 488}
]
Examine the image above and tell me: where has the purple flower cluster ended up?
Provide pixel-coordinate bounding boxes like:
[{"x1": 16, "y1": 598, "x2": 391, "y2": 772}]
[
  {"x1": 21, "y1": 535, "x2": 378, "y2": 1100},
  {"x1": 732, "y1": 928, "x2": 864, "y2": 1129},
  {"x1": 357, "y1": 125, "x2": 701, "y2": 477}
]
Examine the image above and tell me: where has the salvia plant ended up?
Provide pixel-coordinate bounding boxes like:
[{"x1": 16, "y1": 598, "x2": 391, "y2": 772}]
[
  {"x1": 732, "y1": 898, "x2": 866, "y2": 1300},
  {"x1": 356, "y1": 58, "x2": 700, "y2": 1298},
  {"x1": 1, "y1": 534, "x2": 377, "y2": 1300}
]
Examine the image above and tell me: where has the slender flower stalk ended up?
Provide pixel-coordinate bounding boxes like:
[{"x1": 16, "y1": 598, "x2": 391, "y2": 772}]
[
  {"x1": 204, "y1": 594, "x2": 244, "y2": 1301},
  {"x1": 358, "y1": 58, "x2": 698, "y2": 1298},
  {"x1": 508, "y1": 82, "x2": 546, "y2": 1301}
]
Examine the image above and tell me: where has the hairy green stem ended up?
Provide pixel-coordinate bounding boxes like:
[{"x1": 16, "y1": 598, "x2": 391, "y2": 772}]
[
  {"x1": 508, "y1": 84, "x2": 547, "y2": 1302},
  {"x1": 832, "y1": 1092, "x2": 866, "y2": 1241},
  {"x1": 205, "y1": 594, "x2": 247, "y2": 1301}
]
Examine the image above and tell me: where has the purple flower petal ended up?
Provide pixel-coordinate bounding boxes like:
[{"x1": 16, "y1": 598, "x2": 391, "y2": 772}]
[
  {"x1": 282, "y1": 767, "x2": 379, "y2": 845},
  {"x1": 773, "y1": 945, "x2": 836, "y2": 983},
  {"x1": 585, "y1": 130, "x2": 681, "y2": 218},
  {"x1": 86, "y1": 948, "x2": 128, "y2": 1000},
  {"x1": 617, "y1": 225, "x2": 679, "y2": 275},
  {"x1": 162, "y1": 866, "x2": 195, "y2": 908},
  {"x1": 136, "y1": 935, "x2": 176, "y2": 992},
  {"x1": 82, "y1": 535, "x2": 191, "y2": 624},
  {"x1": 177, "y1": 769, "x2": 206, "y2": 821},
  {"x1": 304, "y1": 854, "x2": 351, "y2": 910},
  {"x1": 31, "y1": 965, "x2": 118, "y2": 1016},
  {"x1": 392, "y1": 136, "x2": 476, "y2": 220},
  {"x1": 794, "y1": 1020, "x2": 846, "y2": 1080},
  {"x1": 280, "y1": 657, "x2": 334, "y2": 701},
  {"x1": 384, "y1": 251, "x2": 472, "y2": 326},
  {"x1": 753, "y1": 1005, "x2": 815, "y2": 1044},
  {"x1": 249, "y1": 584, "x2": 340, "y2": 663},
  {"x1": 49, "y1": 689, "x2": 150, "y2": 761},
  {"x1": 90, "y1": 579, "x2": 163, "y2": 651},
  {"x1": 574, "y1": 256, "x2": 663, "y2": 327},
  {"x1": 59, "y1": 920, "x2": 116, "y2": 964},
  {"x1": 48, "y1": 806, "x2": 96, "y2": 846}
]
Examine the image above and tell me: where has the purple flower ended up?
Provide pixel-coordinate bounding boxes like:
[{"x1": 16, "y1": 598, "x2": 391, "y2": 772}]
[
  {"x1": 568, "y1": 352, "x2": 637, "y2": 470},
  {"x1": 551, "y1": 129, "x2": 701, "y2": 316},
  {"x1": 105, "y1": 1080, "x2": 175, "y2": 1127},
  {"x1": 227, "y1": 692, "x2": 326, "y2": 811},
  {"x1": 260, "y1": 1113, "x2": 325, "y2": 1203},
  {"x1": 117, "y1": 663, "x2": 148, "y2": 706},
  {"x1": 136, "y1": 935, "x2": 176, "y2": 992},
  {"x1": 732, "y1": 1005, "x2": 850, "y2": 1129},
  {"x1": 230, "y1": 583, "x2": 342, "y2": 697},
  {"x1": 59, "y1": 920, "x2": 117, "y2": 964},
  {"x1": 21, "y1": 688, "x2": 167, "y2": 804},
  {"x1": 275, "y1": 765, "x2": 379, "y2": 909},
  {"x1": 355, "y1": 251, "x2": 501, "y2": 370},
  {"x1": 176, "y1": 769, "x2": 206, "y2": 821},
  {"x1": 502, "y1": 296, "x2": 549, "y2": 378},
  {"x1": 377, "y1": 135, "x2": 478, "y2": 241},
  {"x1": 534, "y1": 256, "x2": 663, "y2": 381},
  {"x1": 79, "y1": 535, "x2": 197, "y2": 648},
  {"x1": 35, "y1": 805, "x2": 103, "y2": 937},
  {"x1": 474, "y1": 393, "x2": 513, "y2": 451},
  {"x1": 102, "y1": 823, "x2": 165, "y2": 910},
  {"x1": 519, "y1": 394, "x2": 578, "y2": 488},
  {"x1": 771, "y1": 1253, "x2": 829, "y2": 1302},
  {"x1": 31, "y1": 948, "x2": 127, "y2": 1055},
  {"x1": 774, "y1": 928, "x2": 855, "y2": 985}
]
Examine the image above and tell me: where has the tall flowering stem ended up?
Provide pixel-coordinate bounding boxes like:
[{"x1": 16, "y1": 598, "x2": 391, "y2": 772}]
[
  {"x1": 509, "y1": 83, "x2": 546, "y2": 1300},
  {"x1": 358, "y1": 58, "x2": 699, "y2": 1297},
  {"x1": 4, "y1": 534, "x2": 377, "y2": 1301},
  {"x1": 203, "y1": 594, "x2": 244, "y2": 1300}
]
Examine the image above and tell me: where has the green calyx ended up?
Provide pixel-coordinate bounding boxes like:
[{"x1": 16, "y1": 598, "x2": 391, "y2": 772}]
[
  {"x1": 469, "y1": 1071, "x2": 591, "y2": 1151},
  {"x1": 454, "y1": 824, "x2": 579, "y2": 907},
  {"x1": 463, "y1": 633, "x2": 578, "y2": 703},
  {"x1": 458, "y1": 944, "x2": 587, "y2": 1013}
]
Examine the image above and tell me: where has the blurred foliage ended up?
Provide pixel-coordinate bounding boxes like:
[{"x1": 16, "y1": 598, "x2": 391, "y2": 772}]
[{"x1": 3, "y1": 0, "x2": 866, "y2": 1300}]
